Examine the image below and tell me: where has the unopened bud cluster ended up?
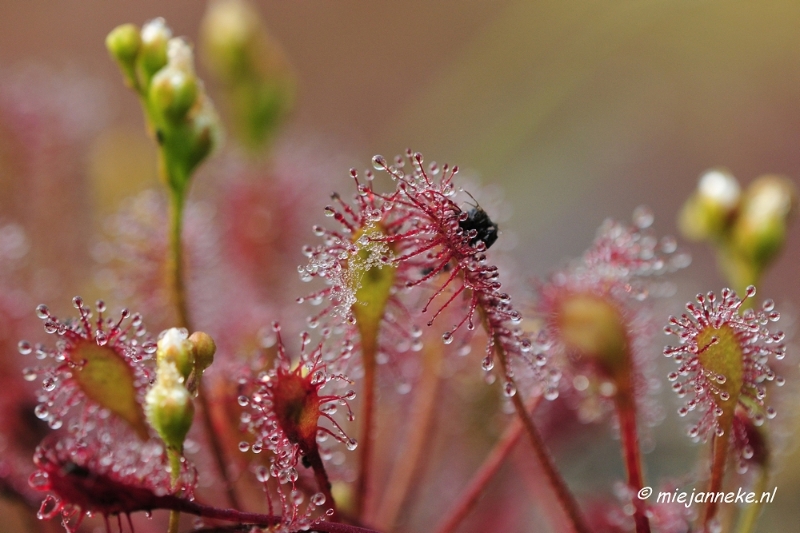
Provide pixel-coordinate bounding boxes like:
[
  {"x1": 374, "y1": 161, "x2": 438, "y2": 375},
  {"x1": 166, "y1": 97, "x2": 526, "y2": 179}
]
[
  {"x1": 146, "y1": 328, "x2": 215, "y2": 450},
  {"x1": 679, "y1": 169, "x2": 796, "y2": 289},
  {"x1": 200, "y1": 0, "x2": 295, "y2": 150},
  {"x1": 107, "y1": 19, "x2": 222, "y2": 191}
]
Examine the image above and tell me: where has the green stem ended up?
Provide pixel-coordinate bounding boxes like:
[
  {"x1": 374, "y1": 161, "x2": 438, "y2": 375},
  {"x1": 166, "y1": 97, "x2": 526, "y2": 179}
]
[
  {"x1": 168, "y1": 188, "x2": 190, "y2": 330},
  {"x1": 735, "y1": 467, "x2": 769, "y2": 533},
  {"x1": 166, "y1": 179, "x2": 240, "y2": 510},
  {"x1": 168, "y1": 448, "x2": 183, "y2": 533}
]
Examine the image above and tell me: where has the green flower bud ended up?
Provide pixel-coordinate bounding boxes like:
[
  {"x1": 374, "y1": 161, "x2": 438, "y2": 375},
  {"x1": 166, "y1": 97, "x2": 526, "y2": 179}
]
[
  {"x1": 106, "y1": 24, "x2": 141, "y2": 68},
  {"x1": 731, "y1": 174, "x2": 796, "y2": 269},
  {"x1": 146, "y1": 362, "x2": 194, "y2": 450},
  {"x1": 157, "y1": 328, "x2": 194, "y2": 381},
  {"x1": 139, "y1": 18, "x2": 172, "y2": 82},
  {"x1": 150, "y1": 66, "x2": 198, "y2": 123},
  {"x1": 200, "y1": 0, "x2": 295, "y2": 150},
  {"x1": 679, "y1": 169, "x2": 741, "y2": 241}
]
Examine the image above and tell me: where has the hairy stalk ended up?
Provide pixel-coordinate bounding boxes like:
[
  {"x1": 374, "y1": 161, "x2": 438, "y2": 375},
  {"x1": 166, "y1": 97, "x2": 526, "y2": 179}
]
[
  {"x1": 306, "y1": 449, "x2": 339, "y2": 520},
  {"x1": 615, "y1": 392, "x2": 650, "y2": 533},
  {"x1": 374, "y1": 341, "x2": 444, "y2": 529},
  {"x1": 354, "y1": 340, "x2": 377, "y2": 520},
  {"x1": 702, "y1": 428, "x2": 731, "y2": 528},
  {"x1": 434, "y1": 395, "x2": 541, "y2": 533},
  {"x1": 167, "y1": 448, "x2": 183, "y2": 533},
  {"x1": 494, "y1": 346, "x2": 590, "y2": 533}
]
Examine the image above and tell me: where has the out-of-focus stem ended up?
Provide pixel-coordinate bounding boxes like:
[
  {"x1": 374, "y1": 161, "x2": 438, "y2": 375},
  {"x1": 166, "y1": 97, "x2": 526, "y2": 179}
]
[
  {"x1": 494, "y1": 347, "x2": 590, "y2": 533},
  {"x1": 374, "y1": 341, "x2": 444, "y2": 529},
  {"x1": 735, "y1": 466, "x2": 769, "y2": 533},
  {"x1": 434, "y1": 395, "x2": 541, "y2": 533},
  {"x1": 615, "y1": 391, "x2": 650, "y2": 533},
  {"x1": 354, "y1": 340, "x2": 377, "y2": 520}
]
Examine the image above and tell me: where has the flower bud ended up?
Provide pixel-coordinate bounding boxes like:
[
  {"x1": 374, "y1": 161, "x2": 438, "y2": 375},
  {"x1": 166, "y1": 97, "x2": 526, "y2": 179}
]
[
  {"x1": 730, "y1": 174, "x2": 796, "y2": 269},
  {"x1": 201, "y1": 0, "x2": 260, "y2": 80},
  {"x1": 149, "y1": 67, "x2": 198, "y2": 123},
  {"x1": 106, "y1": 24, "x2": 141, "y2": 68},
  {"x1": 139, "y1": 18, "x2": 172, "y2": 82},
  {"x1": 146, "y1": 362, "x2": 194, "y2": 450},
  {"x1": 157, "y1": 328, "x2": 194, "y2": 381},
  {"x1": 200, "y1": 0, "x2": 295, "y2": 149},
  {"x1": 189, "y1": 331, "x2": 216, "y2": 374},
  {"x1": 679, "y1": 169, "x2": 741, "y2": 241}
]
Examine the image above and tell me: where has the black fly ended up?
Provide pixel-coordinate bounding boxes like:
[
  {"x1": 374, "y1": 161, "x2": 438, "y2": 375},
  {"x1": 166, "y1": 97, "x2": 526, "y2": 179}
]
[{"x1": 458, "y1": 193, "x2": 499, "y2": 249}]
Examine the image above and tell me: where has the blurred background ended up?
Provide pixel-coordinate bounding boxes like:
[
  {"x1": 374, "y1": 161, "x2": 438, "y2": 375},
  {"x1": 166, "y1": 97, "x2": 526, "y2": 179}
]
[{"x1": 1, "y1": 1, "x2": 800, "y2": 532}]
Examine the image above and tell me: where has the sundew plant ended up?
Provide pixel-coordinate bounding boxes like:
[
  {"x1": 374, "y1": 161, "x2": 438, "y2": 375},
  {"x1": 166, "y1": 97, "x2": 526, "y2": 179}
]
[{"x1": 0, "y1": 3, "x2": 799, "y2": 533}]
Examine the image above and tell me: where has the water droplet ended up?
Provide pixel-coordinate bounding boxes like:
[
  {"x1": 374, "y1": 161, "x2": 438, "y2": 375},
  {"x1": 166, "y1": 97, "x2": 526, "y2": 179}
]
[
  {"x1": 481, "y1": 356, "x2": 494, "y2": 371},
  {"x1": 632, "y1": 206, "x2": 654, "y2": 228},
  {"x1": 18, "y1": 340, "x2": 32, "y2": 355},
  {"x1": 42, "y1": 377, "x2": 56, "y2": 392},
  {"x1": 34, "y1": 404, "x2": 49, "y2": 420},
  {"x1": 544, "y1": 388, "x2": 559, "y2": 401},
  {"x1": 372, "y1": 155, "x2": 387, "y2": 170},
  {"x1": 238, "y1": 442, "x2": 250, "y2": 452},
  {"x1": 503, "y1": 381, "x2": 517, "y2": 397},
  {"x1": 442, "y1": 331, "x2": 454, "y2": 345},
  {"x1": 36, "y1": 304, "x2": 49, "y2": 319},
  {"x1": 346, "y1": 438, "x2": 358, "y2": 451},
  {"x1": 311, "y1": 493, "x2": 326, "y2": 506}
]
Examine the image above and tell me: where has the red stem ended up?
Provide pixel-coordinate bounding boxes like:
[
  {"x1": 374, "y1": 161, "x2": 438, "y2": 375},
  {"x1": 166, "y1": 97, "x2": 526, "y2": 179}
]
[
  {"x1": 157, "y1": 497, "x2": 379, "y2": 533},
  {"x1": 307, "y1": 448, "x2": 339, "y2": 520},
  {"x1": 702, "y1": 428, "x2": 731, "y2": 527},
  {"x1": 505, "y1": 386, "x2": 591, "y2": 533},
  {"x1": 434, "y1": 395, "x2": 540, "y2": 533},
  {"x1": 354, "y1": 342, "x2": 377, "y2": 519},
  {"x1": 616, "y1": 393, "x2": 650, "y2": 533}
]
